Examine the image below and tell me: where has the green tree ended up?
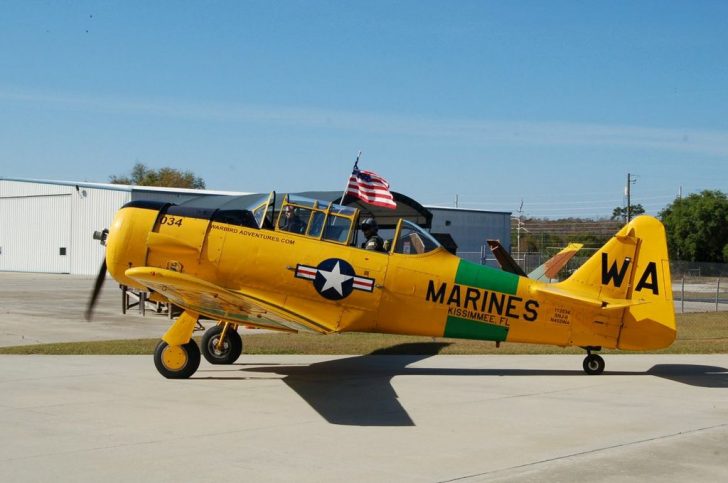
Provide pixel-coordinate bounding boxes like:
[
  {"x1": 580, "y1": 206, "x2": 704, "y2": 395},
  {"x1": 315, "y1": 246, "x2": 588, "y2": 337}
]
[
  {"x1": 611, "y1": 203, "x2": 645, "y2": 221},
  {"x1": 659, "y1": 190, "x2": 728, "y2": 262},
  {"x1": 109, "y1": 163, "x2": 205, "y2": 189}
]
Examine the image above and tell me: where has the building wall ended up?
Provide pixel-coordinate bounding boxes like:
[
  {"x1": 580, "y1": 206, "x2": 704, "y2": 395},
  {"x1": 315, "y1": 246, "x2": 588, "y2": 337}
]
[
  {"x1": 428, "y1": 207, "x2": 511, "y2": 266},
  {"x1": 0, "y1": 180, "x2": 130, "y2": 275},
  {"x1": 70, "y1": 187, "x2": 131, "y2": 275},
  {"x1": 0, "y1": 190, "x2": 71, "y2": 273}
]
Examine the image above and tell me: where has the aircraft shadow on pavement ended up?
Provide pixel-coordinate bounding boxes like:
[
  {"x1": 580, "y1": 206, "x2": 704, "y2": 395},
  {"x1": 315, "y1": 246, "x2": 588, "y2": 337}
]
[{"x1": 198, "y1": 343, "x2": 728, "y2": 427}]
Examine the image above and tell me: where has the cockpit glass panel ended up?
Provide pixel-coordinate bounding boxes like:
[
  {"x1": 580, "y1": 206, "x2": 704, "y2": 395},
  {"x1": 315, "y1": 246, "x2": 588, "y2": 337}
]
[
  {"x1": 286, "y1": 195, "x2": 316, "y2": 209},
  {"x1": 323, "y1": 215, "x2": 352, "y2": 243},
  {"x1": 308, "y1": 211, "x2": 325, "y2": 237},
  {"x1": 393, "y1": 220, "x2": 441, "y2": 255},
  {"x1": 252, "y1": 204, "x2": 266, "y2": 227},
  {"x1": 329, "y1": 205, "x2": 357, "y2": 217},
  {"x1": 276, "y1": 195, "x2": 358, "y2": 244}
]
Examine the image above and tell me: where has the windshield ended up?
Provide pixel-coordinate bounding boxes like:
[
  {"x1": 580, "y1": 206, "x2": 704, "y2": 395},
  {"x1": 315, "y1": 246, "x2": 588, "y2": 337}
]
[
  {"x1": 248, "y1": 192, "x2": 275, "y2": 228},
  {"x1": 393, "y1": 220, "x2": 441, "y2": 255}
]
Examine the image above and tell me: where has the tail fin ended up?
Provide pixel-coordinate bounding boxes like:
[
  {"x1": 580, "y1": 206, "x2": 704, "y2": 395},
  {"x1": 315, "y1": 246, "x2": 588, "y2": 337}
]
[{"x1": 558, "y1": 216, "x2": 675, "y2": 349}]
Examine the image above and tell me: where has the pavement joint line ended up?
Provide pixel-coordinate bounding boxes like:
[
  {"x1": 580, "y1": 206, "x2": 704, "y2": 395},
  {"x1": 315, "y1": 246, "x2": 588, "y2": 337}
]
[{"x1": 437, "y1": 422, "x2": 728, "y2": 482}]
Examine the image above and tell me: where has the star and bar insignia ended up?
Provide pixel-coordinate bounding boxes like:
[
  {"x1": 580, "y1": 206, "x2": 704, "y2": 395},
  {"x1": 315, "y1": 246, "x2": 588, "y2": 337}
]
[{"x1": 295, "y1": 258, "x2": 375, "y2": 300}]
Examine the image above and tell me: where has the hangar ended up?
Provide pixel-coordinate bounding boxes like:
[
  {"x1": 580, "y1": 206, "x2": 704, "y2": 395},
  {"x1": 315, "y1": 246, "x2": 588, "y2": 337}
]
[{"x1": 0, "y1": 177, "x2": 510, "y2": 275}]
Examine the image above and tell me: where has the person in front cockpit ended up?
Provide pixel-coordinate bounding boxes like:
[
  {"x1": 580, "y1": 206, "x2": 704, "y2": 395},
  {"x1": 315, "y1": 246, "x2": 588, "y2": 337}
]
[{"x1": 280, "y1": 205, "x2": 305, "y2": 234}]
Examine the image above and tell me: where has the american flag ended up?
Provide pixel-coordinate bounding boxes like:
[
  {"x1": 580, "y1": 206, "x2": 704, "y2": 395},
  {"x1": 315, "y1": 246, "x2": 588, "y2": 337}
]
[{"x1": 346, "y1": 162, "x2": 397, "y2": 209}]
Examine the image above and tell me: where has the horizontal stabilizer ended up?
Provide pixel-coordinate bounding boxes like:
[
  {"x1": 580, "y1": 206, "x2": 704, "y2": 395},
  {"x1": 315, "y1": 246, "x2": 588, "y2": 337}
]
[{"x1": 532, "y1": 283, "x2": 646, "y2": 310}]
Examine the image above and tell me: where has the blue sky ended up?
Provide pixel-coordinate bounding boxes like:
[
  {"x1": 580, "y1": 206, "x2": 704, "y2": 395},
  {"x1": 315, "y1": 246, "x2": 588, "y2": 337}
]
[{"x1": 1, "y1": 1, "x2": 726, "y2": 218}]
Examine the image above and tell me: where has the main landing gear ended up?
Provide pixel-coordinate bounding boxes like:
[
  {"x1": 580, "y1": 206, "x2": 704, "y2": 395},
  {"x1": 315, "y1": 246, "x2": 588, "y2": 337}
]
[
  {"x1": 201, "y1": 323, "x2": 243, "y2": 365},
  {"x1": 582, "y1": 347, "x2": 605, "y2": 375},
  {"x1": 153, "y1": 311, "x2": 243, "y2": 379}
]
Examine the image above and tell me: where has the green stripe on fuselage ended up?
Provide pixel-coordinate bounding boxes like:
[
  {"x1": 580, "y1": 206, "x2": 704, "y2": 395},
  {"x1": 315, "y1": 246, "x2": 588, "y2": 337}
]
[
  {"x1": 443, "y1": 316, "x2": 508, "y2": 341},
  {"x1": 455, "y1": 259, "x2": 520, "y2": 295}
]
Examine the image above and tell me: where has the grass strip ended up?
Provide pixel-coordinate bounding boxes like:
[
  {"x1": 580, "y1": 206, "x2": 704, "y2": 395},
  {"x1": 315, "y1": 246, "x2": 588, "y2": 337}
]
[{"x1": 1, "y1": 312, "x2": 726, "y2": 355}]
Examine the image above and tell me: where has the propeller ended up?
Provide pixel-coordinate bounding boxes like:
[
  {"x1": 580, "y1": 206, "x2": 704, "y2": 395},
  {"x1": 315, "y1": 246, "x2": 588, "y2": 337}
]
[{"x1": 85, "y1": 229, "x2": 109, "y2": 321}]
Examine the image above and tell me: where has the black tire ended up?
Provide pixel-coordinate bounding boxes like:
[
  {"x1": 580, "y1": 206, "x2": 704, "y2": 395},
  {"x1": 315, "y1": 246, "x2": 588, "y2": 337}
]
[
  {"x1": 201, "y1": 324, "x2": 243, "y2": 365},
  {"x1": 153, "y1": 339, "x2": 201, "y2": 379},
  {"x1": 582, "y1": 354, "x2": 605, "y2": 375}
]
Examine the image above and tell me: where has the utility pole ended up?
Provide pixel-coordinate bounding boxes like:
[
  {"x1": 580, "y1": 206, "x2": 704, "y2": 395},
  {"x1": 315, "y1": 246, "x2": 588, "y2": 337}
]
[
  {"x1": 626, "y1": 173, "x2": 632, "y2": 222},
  {"x1": 516, "y1": 199, "x2": 527, "y2": 253},
  {"x1": 625, "y1": 173, "x2": 637, "y2": 222}
]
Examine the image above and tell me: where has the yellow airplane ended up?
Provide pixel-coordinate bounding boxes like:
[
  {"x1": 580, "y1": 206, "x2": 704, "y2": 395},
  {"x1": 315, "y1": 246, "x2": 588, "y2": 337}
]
[{"x1": 87, "y1": 192, "x2": 675, "y2": 379}]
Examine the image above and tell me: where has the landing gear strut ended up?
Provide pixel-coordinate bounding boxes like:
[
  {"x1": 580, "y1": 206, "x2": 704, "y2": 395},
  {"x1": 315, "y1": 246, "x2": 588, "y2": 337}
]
[
  {"x1": 582, "y1": 347, "x2": 605, "y2": 375},
  {"x1": 201, "y1": 323, "x2": 243, "y2": 365}
]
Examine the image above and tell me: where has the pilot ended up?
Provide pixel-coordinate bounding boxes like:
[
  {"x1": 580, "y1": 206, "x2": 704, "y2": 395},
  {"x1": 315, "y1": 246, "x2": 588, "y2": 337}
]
[
  {"x1": 360, "y1": 217, "x2": 386, "y2": 252},
  {"x1": 280, "y1": 205, "x2": 306, "y2": 234}
]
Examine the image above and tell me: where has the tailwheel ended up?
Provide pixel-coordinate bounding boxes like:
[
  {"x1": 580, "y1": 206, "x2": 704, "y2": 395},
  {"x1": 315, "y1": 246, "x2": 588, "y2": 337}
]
[
  {"x1": 582, "y1": 353, "x2": 605, "y2": 375},
  {"x1": 154, "y1": 339, "x2": 201, "y2": 379},
  {"x1": 201, "y1": 323, "x2": 243, "y2": 365}
]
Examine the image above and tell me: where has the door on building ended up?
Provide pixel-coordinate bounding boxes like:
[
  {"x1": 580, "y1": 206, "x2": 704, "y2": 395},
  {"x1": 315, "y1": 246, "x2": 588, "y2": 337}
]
[{"x1": 0, "y1": 194, "x2": 71, "y2": 273}]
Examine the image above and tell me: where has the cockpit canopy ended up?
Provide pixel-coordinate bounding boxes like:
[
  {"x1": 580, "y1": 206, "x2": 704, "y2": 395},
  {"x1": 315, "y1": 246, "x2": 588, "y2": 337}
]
[{"x1": 242, "y1": 192, "x2": 441, "y2": 254}]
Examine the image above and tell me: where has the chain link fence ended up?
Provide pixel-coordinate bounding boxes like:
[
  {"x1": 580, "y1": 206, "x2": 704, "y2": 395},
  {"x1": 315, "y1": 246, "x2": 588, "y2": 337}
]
[{"x1": 671, "y1": 261, "x2": 728, "y2": 313}]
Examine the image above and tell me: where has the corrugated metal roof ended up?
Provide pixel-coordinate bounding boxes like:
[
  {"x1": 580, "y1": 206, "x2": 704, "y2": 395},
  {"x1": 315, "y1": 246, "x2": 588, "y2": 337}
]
[{"x1": 0, "y1": 177, "x2": 250, "y2": 196}]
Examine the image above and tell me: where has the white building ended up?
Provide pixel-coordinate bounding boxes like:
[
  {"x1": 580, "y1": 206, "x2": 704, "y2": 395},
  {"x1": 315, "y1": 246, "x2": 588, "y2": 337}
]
[{"x1": 0, "y1": 178, "x2": 246, "y2": 275}]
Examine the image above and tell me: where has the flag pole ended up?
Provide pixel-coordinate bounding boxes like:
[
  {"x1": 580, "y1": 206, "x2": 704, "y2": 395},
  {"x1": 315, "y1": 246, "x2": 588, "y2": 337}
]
[{"x1": 340, "y1": 151, "x2": 361, "y2": 205}]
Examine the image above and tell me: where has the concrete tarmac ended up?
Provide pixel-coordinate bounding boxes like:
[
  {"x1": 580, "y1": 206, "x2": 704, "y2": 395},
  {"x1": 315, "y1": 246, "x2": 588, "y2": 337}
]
[
  {"x1": 1, "y1": 272, "x2": 727, "y2": 481},
  {"x1": 1, "y1": 354, "x2": 727, "y2": 482},
  {"x1": 0, "y1": 272, "x2": 173, "y2": 346}
]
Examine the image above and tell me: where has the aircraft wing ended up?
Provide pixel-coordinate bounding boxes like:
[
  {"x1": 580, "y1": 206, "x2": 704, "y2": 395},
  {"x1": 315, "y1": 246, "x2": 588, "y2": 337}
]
[
  {"x1": 124, "y1": 267, "x2": 331, "y2": 333},
  {"x1": 529, "y1": 243, "x2": 583, "y2": 282}
]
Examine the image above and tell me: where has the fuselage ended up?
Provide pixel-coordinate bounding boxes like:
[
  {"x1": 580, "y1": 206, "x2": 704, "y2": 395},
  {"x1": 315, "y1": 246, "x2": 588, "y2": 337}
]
[{"x1": 106, "y1": 201, "x2": 676, "y2": 351}]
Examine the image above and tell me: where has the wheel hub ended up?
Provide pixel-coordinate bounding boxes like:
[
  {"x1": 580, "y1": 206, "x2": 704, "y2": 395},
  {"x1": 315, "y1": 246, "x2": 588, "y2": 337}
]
[
  {"x1": 161, "y1": 345, "x2": 188, "y2": 371},
  {"x1": 210, "y1": 336, "x2": 230, "y2": 356}
]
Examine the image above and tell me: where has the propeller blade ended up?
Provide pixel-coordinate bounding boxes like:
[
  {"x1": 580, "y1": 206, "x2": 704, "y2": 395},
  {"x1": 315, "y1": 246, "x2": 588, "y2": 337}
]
[{"x1": 85, "y1": 259, "x2": 107, "y2": 321}]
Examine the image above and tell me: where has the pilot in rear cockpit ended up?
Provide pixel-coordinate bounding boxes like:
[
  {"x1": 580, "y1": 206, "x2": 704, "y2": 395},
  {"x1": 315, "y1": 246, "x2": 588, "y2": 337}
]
[{"x1": 360, "y1": 217, "x2": 386, "y2": 252}]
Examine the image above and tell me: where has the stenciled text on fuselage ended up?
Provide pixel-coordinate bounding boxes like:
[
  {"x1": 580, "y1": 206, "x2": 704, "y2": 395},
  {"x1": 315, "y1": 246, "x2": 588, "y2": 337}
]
[{"x1": 426, "y1": 280, "x2": 539, "y2": 326}]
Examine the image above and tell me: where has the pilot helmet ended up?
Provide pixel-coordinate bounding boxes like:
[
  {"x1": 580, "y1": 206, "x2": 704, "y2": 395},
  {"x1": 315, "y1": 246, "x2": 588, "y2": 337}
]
[{"x1": 361, "y1": 217, "x2": 378, "y2": 232}]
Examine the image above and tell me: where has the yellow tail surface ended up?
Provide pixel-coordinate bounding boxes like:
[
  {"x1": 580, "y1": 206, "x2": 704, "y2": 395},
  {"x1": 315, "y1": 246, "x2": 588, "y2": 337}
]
[{"x1": 557, "y1": 215, "x2": 676, "y2": 350}]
